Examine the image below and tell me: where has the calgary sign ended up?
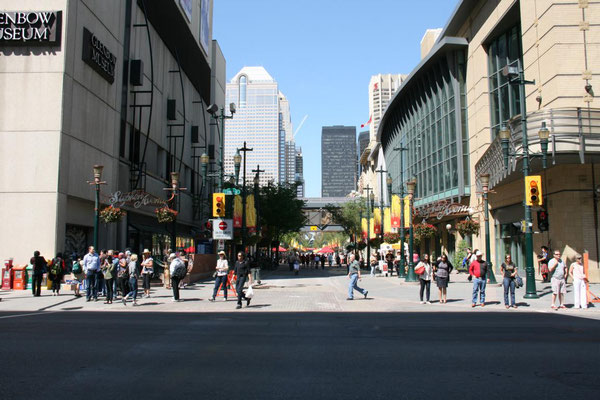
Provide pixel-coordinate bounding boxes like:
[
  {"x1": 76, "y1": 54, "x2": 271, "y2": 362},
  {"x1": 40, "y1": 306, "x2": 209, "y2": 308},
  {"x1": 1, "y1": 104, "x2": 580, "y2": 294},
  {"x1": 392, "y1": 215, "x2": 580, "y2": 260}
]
[
  {"x1": 417, "y1": 201, "x2": 474, "y2": 220},
  {"x1": 108, "y1": 190, "x2": 167, "y2": 209},
  {"x1": 0, "y1": 11, "x2": 62, "y2": 45}
]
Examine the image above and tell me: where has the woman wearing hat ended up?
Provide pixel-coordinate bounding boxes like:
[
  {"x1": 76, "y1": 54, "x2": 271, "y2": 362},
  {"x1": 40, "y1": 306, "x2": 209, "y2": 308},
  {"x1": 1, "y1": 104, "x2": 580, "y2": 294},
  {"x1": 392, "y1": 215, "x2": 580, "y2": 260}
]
[
  {"x1": 210, "y1": 251, "x2": 230, "y2": 302},
  {"x1": 140, "y1": 249, "x2": 154, "y2": 298}
]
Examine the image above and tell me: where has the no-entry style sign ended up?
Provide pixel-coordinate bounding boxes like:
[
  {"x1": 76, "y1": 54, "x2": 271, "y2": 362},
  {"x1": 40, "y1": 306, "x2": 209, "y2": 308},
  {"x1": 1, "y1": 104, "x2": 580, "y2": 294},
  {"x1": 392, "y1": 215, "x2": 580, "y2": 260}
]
[{"x1": 212, "y1": 218, "x2": 233, "y2": 240}]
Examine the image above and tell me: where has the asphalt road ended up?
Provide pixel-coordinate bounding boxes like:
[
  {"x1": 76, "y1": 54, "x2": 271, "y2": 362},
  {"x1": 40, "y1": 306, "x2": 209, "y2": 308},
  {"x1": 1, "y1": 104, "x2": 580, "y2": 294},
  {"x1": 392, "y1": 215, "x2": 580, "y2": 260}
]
[{"x1": 1, "y1": 311, "x2": 598, "y2": 399}]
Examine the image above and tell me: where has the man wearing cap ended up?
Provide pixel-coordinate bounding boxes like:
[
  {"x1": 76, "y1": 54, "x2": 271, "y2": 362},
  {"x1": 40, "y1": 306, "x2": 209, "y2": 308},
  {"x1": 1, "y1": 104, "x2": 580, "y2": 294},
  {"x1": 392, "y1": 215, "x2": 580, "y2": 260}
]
[
  {"x1": 209, "y1": 251, "x2": 230, "y2": 302},
  {"x1": 469, "y1": 250, "x2": 488, "y2": 307}
]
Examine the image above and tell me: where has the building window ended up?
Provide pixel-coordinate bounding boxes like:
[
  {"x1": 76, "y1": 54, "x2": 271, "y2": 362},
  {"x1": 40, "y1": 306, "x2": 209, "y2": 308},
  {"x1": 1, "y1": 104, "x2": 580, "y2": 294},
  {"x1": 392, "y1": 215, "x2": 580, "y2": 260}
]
[
  {"x1": 239, "y1": 75, "x2": 247, "y2": 107},
  {"x1": 488, "y1": 24, "x2": 523, "y2": 136}
]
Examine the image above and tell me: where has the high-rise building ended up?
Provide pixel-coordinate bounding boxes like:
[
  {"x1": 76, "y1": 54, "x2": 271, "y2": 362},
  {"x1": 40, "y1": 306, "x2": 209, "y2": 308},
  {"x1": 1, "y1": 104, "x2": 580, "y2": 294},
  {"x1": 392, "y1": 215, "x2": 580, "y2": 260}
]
[
  {"x1": 322, "y1": 126, "x2": 357, "y2": 197},
  {"x1": 368, "y1": 74, "x2": 407, "y2": 142},
  {"x1": 225, "y1": 67, "x2": 294, "y2": 186},
  {"x1": 358, "y1": 131, "x2": 369, "y2": 174},
  {"x1": 295, "y1": 146, "x2": 304, "y2": 197}
]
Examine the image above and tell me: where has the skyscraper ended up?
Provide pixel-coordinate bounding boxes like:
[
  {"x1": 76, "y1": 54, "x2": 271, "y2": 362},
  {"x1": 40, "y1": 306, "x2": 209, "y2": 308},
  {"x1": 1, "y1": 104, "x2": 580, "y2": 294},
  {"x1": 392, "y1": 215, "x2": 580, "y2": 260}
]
[
  {"x1": 368, "y1": 74, "x2": 407, "y2": 142},
  {"x1": 321, "y1": 126, "x2": 357, "y2": 198},
  {"x1": 358, "y1": 130, "x2": 369, "y2": 174},
  {"x1": 225, "y1": 66, "x2": 293, "y2": 186},
  {"x1": 295, "y1": 146, "x2": 304, "y2": 197}
]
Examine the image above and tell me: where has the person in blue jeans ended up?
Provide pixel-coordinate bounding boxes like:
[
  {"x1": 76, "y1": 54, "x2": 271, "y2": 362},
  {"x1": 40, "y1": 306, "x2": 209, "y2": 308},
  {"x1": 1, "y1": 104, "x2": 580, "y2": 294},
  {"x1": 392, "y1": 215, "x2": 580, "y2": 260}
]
[
  {"x1": 82, "y1": 246, "x2": 100, "y2": 301},
  {"x1": 347, "y1": 254, "x2": 368, "y2": 300},
  {"x1": 468, "y1": 250, "x2": 487, "y2": 307},
  {"x1": 124, "y1": 254, "x2": 139, "y2": 306},
  {"x1": 501, "y1": 254, "x2": 518, "y2": 309}
]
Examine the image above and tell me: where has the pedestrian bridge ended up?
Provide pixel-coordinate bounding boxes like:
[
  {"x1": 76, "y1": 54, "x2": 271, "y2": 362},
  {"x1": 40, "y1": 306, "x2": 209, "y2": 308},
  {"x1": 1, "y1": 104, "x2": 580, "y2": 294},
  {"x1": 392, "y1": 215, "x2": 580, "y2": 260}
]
[{"x1": 299, "y1": 197, "x2": 354, "y2": 232}]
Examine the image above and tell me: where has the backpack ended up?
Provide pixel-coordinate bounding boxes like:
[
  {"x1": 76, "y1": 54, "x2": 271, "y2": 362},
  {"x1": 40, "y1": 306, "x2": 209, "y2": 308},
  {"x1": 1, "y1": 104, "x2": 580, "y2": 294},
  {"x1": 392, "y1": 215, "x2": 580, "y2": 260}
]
[
  {"x1": 72, "y1": 262, "x2": 82, "y2": 275},
  {"x1": 51, "y1": 258, "x2": 62, "y2": 276},
  {"x1": 172, "y1": 259, "x2": 187, "y2": 279}
]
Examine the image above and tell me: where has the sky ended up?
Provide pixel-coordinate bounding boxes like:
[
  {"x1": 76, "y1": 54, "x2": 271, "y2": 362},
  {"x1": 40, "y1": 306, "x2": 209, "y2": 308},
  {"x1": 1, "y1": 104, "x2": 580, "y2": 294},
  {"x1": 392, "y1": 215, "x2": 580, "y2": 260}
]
[{"x1": 213, "y1": 0, "x2": 458, "y2": 197}]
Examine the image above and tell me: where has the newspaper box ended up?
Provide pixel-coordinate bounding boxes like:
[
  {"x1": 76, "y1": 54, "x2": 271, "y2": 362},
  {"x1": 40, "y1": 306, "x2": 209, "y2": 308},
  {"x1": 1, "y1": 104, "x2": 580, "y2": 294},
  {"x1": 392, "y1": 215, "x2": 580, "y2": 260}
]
[{"x1": 13, "y1": 265, "x2": 27, "y2": 290}]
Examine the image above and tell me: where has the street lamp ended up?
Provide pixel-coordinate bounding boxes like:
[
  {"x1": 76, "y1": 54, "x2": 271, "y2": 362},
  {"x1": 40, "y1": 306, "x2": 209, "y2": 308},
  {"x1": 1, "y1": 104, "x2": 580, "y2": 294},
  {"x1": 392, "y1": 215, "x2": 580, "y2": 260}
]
[
  {"x1": 363, "y1": 185, "x2": 374, "y2": 265},
  {"x1": 207, "y1": 102, "x2": 236, "y2": 191},
  {"x1": 375, "y1": 166, "x2": 387, "y2": 241},
  {"x1": 235, "y1": 142, "x2": 253, "y2": 253},
  {"x1": 479, "y1": 174, "x2": 497, "y2": 284},
  {"x1": 87, "y1": 165, "x2": 106, "y2": 250},
  {"x1": 164, "y1": 171, "x2": 186, "y2": 251},
  {"x1": 405, "y1": 179, "x2": 417, "y2": 282},
  {"x1": 498, "y1": 61, "x2": 552, "y2": 299},
  {"x1": 252, "y1": 165, "x2": 264, "y2": 241},
  {"x1": 393, "y1": 145, "x2": 408, "y2": 278},
  {"x1": 233, "y1": 150, "x2": 242, "y2": 185}
]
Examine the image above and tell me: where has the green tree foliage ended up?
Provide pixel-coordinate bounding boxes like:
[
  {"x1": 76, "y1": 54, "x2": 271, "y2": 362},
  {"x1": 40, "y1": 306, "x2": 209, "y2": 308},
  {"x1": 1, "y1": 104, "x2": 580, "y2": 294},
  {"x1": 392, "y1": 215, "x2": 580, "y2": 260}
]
[
  {"x1": 325, "y1": 199, "x2": 366, "y2": 243},
  {"x1": 259, "y1": 183, "x2": 306, "y2": 247}
]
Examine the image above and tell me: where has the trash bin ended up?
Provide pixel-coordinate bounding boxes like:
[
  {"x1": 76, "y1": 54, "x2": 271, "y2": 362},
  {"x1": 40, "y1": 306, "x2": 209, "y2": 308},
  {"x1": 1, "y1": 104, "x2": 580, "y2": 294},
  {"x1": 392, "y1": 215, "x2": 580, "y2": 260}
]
[
  {"x1": 13, "y1": 265, "x2": 27, "y2": 290},
  {"x1": 26, "y1": 264, "x2": 33, "y2": 290}
]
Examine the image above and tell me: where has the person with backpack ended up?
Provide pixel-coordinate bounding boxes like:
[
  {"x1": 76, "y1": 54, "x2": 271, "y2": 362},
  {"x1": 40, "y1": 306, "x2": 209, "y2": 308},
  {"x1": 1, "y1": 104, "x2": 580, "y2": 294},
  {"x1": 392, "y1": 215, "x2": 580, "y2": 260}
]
[
  {"x1": 72, "y1": 256, "x2": 84, "y2": 297},
  {"x1": 434, "y1": 254, "x2": 453, "y2": 304},
  {"x1": 49, "y1": 252, "x2": 64, "y2": 296},
  {"x1": 169, "y1": 253, "x2": 187, "y2": 302}
]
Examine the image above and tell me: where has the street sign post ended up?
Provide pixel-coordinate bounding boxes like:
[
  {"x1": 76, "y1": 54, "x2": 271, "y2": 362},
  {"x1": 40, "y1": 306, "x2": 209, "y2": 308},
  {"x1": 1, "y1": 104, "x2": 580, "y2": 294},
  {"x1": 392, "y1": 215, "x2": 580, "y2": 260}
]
[
  {"x1": 213, "y1": 218, "x2": 233, "y2": 240},
  {"x1": 223, "y1": 188, "x2": 241, "y2": 195}
]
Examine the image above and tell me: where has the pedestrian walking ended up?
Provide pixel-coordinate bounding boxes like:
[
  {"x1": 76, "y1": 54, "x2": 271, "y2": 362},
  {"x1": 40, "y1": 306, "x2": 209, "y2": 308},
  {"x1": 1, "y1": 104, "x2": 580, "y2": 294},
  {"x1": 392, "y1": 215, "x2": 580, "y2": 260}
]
[
  {"x1": 141, "y1": 249, "x2": 154, "y2": 298},
  {"x1": 97, "y1": 249, "x2": 106, "y2": 297},
  {"x1": 124, "y1": 253, "x2": 139, "y2": 306},
  {"x1": 210, "y1": 251, "x2": 229, "y2": 302},
  {"x1": 83, "y1": 246, "x2": 100, "y2": 301},
  {"x1": 385, "y1": 250, "x2": 394, "y2": 276},
  {"x1": 117, "y1": 253, "x2": 129, "y2": 304},
  {"x1": 71, "y1": 256, "x2": 84, "y2": 297},
  {"x1": 548, "y1": 249, "x2": 566, "y2": 309},
  {"x1": 538, "y1": 246, "x2": 551, "y2": 283},
  {"x1": 50, "y1": 252, "x2": 65, "y2": 296},
  {"x1": 500, "y1": 254, "x2": 517, "y2": 309},
  {"x1": 416, "y1": 254, "x2": 432, "y2": 304},
  {"x1": 461, "y1": 248, "x2": 473, "y2": 271},
  {"x1": 469, "y1": 250, "x2": 488, "y2": 307},
  {"x1": 369, "y1": 254, "x2": 378, "y2": 277},
  {"x1": 169, "y1": 253, "x2": 187, "y2": 302},
  {"x1": 101, "y1": 253, "x2": 115, "y2": 304},
  {"x1": 234, "y1": 252, "x2": 252, "y2": 309},
  {"x1": 346, "y1": 254, "x2": 368, "y2": 300},
  {"x1": 434, "y1": 254, "x2": 453, "y2": 304},
  {"x1": 30, "y1": 251, "x2": 46, "y2": 297},
  {"x1": 569, "y1": 254, "x2": 588, "y2": 309}
]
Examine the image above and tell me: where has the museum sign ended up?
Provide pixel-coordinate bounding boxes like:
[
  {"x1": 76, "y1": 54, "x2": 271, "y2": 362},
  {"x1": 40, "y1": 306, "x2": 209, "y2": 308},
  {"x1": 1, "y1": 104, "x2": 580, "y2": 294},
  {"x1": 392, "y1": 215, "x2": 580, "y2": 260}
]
[{"x1": 0, "y1": 11, "x2": 62, "y2": 45}]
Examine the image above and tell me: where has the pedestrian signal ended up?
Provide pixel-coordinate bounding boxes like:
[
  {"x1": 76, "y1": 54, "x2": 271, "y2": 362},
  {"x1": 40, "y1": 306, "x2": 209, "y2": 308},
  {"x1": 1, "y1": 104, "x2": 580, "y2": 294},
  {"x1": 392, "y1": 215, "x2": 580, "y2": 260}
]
[
  {"x1": 213, "y1": 193, "x2": 225, "y2": 217},
  {"x1": 537, "y1": 209, "x2": 549, "y2": 232},
  {"x1": 525, "y1": 175, "x2": 542, "y2": 206}
]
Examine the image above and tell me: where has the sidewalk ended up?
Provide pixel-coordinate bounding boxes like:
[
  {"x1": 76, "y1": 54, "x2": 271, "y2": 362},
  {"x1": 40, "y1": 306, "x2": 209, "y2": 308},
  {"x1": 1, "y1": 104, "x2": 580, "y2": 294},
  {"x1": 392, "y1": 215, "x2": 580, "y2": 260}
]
[{"x1": 1, "y1": 265, "x2": 598, "y2": 320}]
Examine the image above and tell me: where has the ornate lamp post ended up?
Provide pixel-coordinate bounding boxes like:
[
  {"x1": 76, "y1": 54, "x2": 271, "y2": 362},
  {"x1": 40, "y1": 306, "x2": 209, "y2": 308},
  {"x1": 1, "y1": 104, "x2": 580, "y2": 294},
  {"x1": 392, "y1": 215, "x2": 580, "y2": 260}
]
[
  {"x1": 363, "y1": 185, "x2": 373, "y2": 265},
  {"x1": 87, "y1": 165, "x2": 106, "y2": 250},
  {"x1": 405, "y1": 179, "x2": 417, "y2": 282},
  {"x1": 233, "y1": 150, "x2": 242, "y2": 185},
  {"x1": 375, "y1": 166, "x2": 387, "y2": 240},
  {"x1": 499, "y1": 118, "x2": 550, "y2": 298},
  {"x1": 207, "y1": 103, "x2": 236, "y2": 191},
  {"x1": 393, "y1": 145, "x2": 408, "y2": 277},
  {"x1": 236, "y1": 142, "x2": 253, "y2": 252},
  {"x1": 164, "y1": 171, "x2": 186, "y2": 250},
  {"x1": 479, "y1": 174, "x2": 496, "y2": 284}
]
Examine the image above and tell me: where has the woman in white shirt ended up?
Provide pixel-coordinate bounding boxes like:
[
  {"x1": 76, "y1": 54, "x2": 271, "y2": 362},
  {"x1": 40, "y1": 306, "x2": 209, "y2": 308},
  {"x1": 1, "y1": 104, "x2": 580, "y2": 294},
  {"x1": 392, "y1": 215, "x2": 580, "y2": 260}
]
[
  {"x1": 140, "y1": 249, "x2": 154, "y2": 298},
  {"x1": 569, "y1": 254, "x2": 588, "y2": 309},
  {"x1": 416, "y1": 253, "x2": 433, "y2": 304},
  {"x1": 209, "y1": 251, "x2": 230, "y2": 302}
]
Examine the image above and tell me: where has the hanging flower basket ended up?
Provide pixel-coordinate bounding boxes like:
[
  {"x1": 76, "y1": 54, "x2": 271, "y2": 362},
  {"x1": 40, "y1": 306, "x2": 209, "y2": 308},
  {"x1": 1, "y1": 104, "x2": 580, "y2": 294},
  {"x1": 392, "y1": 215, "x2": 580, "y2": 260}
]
[
  {"x1": 356, "y1": 241, "x2": 367, "y2": 250},
  {"x1": 456, "y1": 219, "x2": 480, "y2": 236},
  {"x1": 155, "y1": 206, "x2": 178, "y2": 223},
  {"x1": 99, "y1": 205, "x2": 126, "y2": 223},
  {"x1": 383, "y1": 232, "x2": 400, "y2": 244},
  {"x1": 414, "y1": 223, "x2": 437, "y2": 243},
  {"x1": 368, "y1": 237, "x2": 383, "y2": 248}
]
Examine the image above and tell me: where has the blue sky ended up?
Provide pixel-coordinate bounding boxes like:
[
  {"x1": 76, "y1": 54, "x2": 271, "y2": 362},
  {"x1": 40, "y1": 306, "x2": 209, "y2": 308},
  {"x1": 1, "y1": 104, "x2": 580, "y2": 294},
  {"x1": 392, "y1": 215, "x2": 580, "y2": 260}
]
[{"x1": 213, "y1": 0, "x2": 458, "y2": 197}]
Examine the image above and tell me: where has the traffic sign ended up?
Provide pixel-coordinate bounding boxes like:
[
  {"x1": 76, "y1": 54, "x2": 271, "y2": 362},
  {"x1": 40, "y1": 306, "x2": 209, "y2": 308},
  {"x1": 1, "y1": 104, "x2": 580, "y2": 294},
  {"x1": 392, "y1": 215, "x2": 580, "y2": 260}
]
[
  {"x1": 310, "y1": 226, "x2": 318, "y2": 231},
  {"x1": 213, "y1": 218, "x2": 233, "y2": 240},
  {"x1": 223, "y1": 188, "x2": 241, "y2": 195}
]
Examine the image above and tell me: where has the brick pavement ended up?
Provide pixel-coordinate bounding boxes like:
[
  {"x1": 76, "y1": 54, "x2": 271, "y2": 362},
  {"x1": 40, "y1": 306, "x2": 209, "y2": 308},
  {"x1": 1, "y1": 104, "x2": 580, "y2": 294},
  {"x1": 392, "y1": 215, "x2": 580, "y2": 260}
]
[{"x1": 0, "y1": 265, "x2": 598, "y2": 320}]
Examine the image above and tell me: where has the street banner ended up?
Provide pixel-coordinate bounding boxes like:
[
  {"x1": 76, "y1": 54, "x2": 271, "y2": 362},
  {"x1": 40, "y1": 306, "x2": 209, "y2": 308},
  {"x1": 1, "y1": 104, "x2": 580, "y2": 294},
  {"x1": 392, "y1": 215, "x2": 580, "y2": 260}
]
[
  {"x1": 361, "y1": 217, "x2": 367, "y2": 239},
  {"x1": 384, "y1": 207, "x2": 391, "y2": 234},
  {"x1": 246, "y1": 194, "x2": 256, "y2": 233},
  {"x1": 391, "y1": 195, "x2": 401, "y2": 228},
  {"x1": 373, "y1": 208, "x2": 382, "y2": 234},
  {"x1": 369, "y1": 217, "x2": 375, "y2": 239},
  {"x1": 233, "y1": 195, "x2": 242, "y2": 228},
  {"x1": 403, "y1": 195, "x2": 411, "y2": 228}
]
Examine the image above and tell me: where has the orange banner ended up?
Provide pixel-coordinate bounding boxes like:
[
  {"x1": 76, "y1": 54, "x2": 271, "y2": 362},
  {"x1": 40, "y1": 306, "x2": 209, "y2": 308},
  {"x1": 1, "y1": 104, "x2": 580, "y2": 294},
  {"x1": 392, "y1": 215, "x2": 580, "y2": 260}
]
[
  {"x1": 374, "y1": 208, "x2": 382, "y2": 234},
  {"x1": 391, "y1": 195, "x2": 401, "y2": 228},
  {"x1": 361, "y1": 217, "x2": 368, "y2": 240},
  {"x1": 233, "y1": 195, "x2": 242, "y2": 228}
]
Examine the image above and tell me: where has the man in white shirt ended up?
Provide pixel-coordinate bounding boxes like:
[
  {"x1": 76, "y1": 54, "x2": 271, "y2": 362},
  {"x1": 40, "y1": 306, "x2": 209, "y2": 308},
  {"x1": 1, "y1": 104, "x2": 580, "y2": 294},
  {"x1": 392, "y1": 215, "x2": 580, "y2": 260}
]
[{"x1": 548, "y1": 249, "x2": 566, "y2": 309}]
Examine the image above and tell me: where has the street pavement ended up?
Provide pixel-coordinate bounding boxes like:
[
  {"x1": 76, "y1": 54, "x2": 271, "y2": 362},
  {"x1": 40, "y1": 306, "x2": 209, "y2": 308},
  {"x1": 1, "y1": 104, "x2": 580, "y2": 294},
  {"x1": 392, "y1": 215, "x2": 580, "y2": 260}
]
[{"x1": 0, "y1": 266, "x2": 599, "y2": 399}]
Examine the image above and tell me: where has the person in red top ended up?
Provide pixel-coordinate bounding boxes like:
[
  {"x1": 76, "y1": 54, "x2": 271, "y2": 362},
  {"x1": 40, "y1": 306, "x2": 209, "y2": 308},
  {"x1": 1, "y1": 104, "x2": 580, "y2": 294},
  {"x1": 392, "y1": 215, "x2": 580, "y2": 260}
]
[{"x1": 469, "y1": 250, "x2": 488, "y2": 307}]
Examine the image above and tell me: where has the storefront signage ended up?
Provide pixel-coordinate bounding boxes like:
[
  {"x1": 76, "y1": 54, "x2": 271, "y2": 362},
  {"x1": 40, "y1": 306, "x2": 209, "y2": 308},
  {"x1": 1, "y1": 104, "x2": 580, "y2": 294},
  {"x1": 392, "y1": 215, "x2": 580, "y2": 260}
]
[
  {"x1": 82, "y1": 27, "x2": 116, "y2": 83},
  {"x1": 417, "y1": 201, "x2": 473, "y2": 220},
  {"x1": 0, "y1": 11, "x2": 62, "y2": 45},
  {"x1": 108, "y1": 190, "x2": 167, "y2": 209}
]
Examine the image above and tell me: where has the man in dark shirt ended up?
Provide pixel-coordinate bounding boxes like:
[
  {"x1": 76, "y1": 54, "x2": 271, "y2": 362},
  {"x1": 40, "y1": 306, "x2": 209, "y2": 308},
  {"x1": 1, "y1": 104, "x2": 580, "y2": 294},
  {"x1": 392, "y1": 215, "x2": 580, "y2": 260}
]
[
  {"x1": 30, "y1": 250, "x2": 46, "y2": 297},
  {"x1": 234, "y1": 252, "x2": 252, "y2": 309}
]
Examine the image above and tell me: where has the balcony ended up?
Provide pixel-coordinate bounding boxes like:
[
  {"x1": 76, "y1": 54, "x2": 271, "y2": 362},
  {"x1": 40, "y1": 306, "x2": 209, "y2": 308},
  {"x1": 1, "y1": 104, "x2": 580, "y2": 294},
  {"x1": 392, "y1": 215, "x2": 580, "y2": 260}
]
[{"x1": 475, "y1": 107, "x2": 600, "y2": 189}]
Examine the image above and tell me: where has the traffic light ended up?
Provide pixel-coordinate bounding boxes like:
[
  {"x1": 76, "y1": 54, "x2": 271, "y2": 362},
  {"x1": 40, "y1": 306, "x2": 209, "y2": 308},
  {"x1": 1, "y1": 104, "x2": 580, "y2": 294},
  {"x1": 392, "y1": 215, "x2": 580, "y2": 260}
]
[
  {"x1": 212, "y1": 193, "x2": 225, "y2": 217},
  {"x1": 525, "y1": 175, "x2": 543, "y2": 206},
  {"x1": 537, "y1": 209, "x2": 549, "y2": 232}
]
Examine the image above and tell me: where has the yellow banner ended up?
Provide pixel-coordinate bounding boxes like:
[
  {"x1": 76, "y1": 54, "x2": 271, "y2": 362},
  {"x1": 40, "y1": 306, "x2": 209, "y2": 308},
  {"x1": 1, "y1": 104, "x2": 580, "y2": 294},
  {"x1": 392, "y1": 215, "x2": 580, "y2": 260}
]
[
  {"x1": 361, "y1": 217, "x2": 367, "y2": 240},
  {"x1": 374, "y1": 208, "x2": 382, "y2": 234},
  {"x1": 404, "y1": 195, "x2": 411, "y2": 228},
  {"x1": 233, "y1": 195, "x2": 242, "y2": 228},
  {"x1": 391, "y1": 195, "x2": 401, "y2": 228},
  {"x1": 384, "y1": 207, "x2": 391, "y2": 234},
  {"x1": 246, "y1": 194, "x2": 256, "y2": 231},
  {"x1": 369, "y1": 217, "x2": 376, "y2": 239}
]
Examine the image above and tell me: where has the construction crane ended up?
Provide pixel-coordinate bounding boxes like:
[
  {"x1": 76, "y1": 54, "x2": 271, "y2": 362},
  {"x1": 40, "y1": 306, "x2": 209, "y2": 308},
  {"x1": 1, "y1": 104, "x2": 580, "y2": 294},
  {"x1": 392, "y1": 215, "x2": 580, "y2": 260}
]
[{"x1": 293, "y1": 114, "x2": 308, "y2": 139}]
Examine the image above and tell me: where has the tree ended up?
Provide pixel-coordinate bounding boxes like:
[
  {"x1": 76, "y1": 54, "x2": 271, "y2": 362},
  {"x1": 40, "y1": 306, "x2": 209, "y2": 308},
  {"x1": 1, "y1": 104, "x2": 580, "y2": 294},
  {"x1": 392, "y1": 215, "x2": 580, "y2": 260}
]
[
  {"x1": 259, "y1": 183, "x2": 306, "y2": 261},
  {"x1": 325, "y1": 199, "x2": 366, "y2": 254}
]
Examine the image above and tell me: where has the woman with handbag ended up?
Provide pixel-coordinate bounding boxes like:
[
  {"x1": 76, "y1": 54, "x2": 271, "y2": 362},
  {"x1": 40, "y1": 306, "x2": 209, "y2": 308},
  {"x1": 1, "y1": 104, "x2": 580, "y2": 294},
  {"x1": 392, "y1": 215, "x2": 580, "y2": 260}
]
[
  {"x1": 434, "y1": 254, "x2": 453, "y2": 304},
  {"x1": 416, "y1": 254, "x2": 432, "y2": 304},
  {"x1": 500, "y1": 254, "x2": 518, "y2": 309}
]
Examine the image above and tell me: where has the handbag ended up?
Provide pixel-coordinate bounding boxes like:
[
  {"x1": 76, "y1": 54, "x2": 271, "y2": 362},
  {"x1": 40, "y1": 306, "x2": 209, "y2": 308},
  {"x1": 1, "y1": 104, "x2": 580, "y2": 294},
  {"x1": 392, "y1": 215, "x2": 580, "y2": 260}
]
[
  {"x1": 515, "y1": 275, "x2": 523, "y2": 288},
  {"x1": 414, "y1": 265, "x2": 425, "y2": 275}
]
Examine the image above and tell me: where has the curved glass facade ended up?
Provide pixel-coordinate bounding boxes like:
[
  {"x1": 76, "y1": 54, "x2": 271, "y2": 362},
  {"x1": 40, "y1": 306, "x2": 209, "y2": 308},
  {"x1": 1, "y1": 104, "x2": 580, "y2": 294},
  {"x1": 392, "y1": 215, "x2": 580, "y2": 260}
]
[{"x1": 381, "y1": 47, "x2": 469, "y2": 206}]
